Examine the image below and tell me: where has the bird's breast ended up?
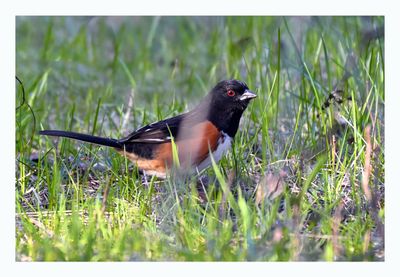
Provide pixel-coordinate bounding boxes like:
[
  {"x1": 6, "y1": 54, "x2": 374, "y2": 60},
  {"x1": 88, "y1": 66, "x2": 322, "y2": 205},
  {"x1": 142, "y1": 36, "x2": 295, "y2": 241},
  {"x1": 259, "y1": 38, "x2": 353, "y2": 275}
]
[{"x1": 196, "y1": 131, "x2": 232, "y2": 171}]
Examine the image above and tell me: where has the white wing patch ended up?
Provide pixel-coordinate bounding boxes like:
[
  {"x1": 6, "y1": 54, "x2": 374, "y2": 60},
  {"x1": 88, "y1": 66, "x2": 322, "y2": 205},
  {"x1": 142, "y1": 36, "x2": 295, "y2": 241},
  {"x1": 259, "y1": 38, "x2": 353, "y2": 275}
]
[{"x1": 141, "y1": 138, "x2": 168, "y2": 142}]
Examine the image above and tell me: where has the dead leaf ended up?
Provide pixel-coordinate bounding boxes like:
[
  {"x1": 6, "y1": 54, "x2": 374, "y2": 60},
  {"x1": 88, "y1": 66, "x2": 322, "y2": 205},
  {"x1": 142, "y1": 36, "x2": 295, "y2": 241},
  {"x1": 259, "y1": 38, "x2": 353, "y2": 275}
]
[{"x1": 256, "y1": 170, "x2": 287, "y2": 204}]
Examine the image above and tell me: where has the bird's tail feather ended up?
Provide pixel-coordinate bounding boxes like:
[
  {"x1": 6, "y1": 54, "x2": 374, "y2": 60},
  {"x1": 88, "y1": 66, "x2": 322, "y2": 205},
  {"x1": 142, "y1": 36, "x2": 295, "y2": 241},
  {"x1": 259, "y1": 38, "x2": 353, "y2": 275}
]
[{"x1": 39, "y1": 130, "x2": 123, "y2": 149}]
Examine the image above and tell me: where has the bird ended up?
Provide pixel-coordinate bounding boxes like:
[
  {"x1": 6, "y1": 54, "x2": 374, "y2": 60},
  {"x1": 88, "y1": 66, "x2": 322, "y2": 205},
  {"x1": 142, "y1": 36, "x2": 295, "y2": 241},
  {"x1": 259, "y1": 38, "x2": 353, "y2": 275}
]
[{"x1": 40, "y1": 79, "x2": 257, "y2": 178}]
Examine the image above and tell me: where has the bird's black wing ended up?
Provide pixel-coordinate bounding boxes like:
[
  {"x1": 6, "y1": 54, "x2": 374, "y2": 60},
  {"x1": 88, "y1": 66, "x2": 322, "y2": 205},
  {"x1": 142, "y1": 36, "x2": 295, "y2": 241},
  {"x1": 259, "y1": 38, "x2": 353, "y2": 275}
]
[
  {"x1": 118, "y1": 108, "x2": 208, "y2": 145},
  {"x1": 117, "y1": 113, "x2": 187, "y2": 144}
]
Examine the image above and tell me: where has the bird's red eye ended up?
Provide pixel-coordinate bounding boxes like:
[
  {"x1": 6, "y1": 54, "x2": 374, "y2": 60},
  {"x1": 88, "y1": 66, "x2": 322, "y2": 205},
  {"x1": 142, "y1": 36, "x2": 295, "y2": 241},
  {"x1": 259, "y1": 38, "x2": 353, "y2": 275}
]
[{"x1": 227, "y1": 90, "x2": 235, "y2": 97}]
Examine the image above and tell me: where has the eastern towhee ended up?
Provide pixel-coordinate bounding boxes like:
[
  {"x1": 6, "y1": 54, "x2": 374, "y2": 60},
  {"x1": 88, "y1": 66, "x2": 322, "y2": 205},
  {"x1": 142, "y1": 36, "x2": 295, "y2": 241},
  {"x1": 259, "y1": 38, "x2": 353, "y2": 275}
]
[{"x1": 40, "y1": 79, "x2": 257, "y2": 178}]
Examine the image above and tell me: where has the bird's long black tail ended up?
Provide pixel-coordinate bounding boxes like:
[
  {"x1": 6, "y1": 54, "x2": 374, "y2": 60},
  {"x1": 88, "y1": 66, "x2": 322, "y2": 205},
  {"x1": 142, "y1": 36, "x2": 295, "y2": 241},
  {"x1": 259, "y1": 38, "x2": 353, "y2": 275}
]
[{"x1": 39, "y1": 130, "x2": 123, "y2": 149}]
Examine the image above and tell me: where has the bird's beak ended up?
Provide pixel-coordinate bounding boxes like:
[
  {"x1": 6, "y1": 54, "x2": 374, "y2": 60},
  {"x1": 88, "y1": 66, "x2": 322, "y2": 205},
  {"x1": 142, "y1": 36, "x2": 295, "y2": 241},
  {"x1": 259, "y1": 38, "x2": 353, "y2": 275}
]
[{"x1": 239, "y1": 89, "x2": 257, "y2": 101}]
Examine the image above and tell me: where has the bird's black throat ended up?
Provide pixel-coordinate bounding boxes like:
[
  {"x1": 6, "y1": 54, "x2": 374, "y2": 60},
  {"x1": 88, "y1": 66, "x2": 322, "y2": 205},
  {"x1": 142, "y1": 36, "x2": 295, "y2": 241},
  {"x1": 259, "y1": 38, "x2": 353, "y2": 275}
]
[{"x1": 207, "y1": 106, "x2": 245, "y2": 138}]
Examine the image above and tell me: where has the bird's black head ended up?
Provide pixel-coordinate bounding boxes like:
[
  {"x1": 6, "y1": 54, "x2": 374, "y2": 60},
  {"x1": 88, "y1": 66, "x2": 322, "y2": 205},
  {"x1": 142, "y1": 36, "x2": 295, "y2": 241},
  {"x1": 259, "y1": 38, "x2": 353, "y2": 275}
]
[
  {"x1": 209, "y1": 79, "x2": 257, "y2": 111},
  {"x1": 202, "y1": 79, "x2": 257, "y2": 137}
]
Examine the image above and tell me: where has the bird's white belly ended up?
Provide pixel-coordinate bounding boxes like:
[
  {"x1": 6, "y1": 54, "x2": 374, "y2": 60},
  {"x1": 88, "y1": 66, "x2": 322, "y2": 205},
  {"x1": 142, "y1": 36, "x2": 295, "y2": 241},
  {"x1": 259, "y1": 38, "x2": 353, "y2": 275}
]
[{"x1": 196, "y1": 132, "x2": 232, "y2": 171}]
